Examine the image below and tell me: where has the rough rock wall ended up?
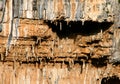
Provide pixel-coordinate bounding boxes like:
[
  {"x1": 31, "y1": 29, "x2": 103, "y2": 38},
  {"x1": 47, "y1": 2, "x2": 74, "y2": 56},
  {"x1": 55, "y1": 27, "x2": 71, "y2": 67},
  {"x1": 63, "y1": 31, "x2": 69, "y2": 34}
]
[
  {"x1": 0, "y1": 62, "x2": 120, "y2": 84},
  {"x1": 13, "y1": 0, "x2": 116, "y2": 22},
  {"x1": 0, "y1": 0, "x2": 118, "y2": 59},
  {"x1": 0, "y1": 0, "x2": 120, "y2": 84}
]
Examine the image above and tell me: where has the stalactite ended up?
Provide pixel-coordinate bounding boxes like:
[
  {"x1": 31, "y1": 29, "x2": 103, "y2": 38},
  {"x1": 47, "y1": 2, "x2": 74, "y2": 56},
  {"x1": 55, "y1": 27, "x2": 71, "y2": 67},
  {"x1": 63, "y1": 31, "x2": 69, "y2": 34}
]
[
  {"x1": 83, "y1": 60, "x2": 85, "y2": 71},
  {"x1": 6, "y1": 0, "x2": 14, "y2": 56},
  {"x1": 1, "y1": 53, "x2": 3, "y2": 61},
  {"x1": 100, "y1": 29, "x2": 103, "y2": 39},
  {"x1": 84, "y1": 63, "x2": 88, "y2": 84},
  {"x1": 82, "y1": 19, "x2": 85, "y2": 25},
  {"x1": 60, "y1": 22, "x2": 62, "y2": 31},
  {"x1": 43, "y1": 8, "x2": 46, "y2": 20},
  {"x1": 69, "y1": 59, "x2": 74, "y2": 69},
  {"x1": 32, "y1": 45, "x2": 35, "y2": 57}
]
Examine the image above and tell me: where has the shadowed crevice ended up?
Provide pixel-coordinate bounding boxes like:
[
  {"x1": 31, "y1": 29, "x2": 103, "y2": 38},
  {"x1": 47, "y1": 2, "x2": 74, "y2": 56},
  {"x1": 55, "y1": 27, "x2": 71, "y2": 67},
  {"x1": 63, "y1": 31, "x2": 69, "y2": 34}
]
[
  {"x1": 46, "y1": 20, "x2": 113, "y2": 39},
  {"x1": 91, "y1": 56, "x2": 108, "y2": 68},
  {"x1": 101, "y1": 76, "x2": 120, "y2": 84}
]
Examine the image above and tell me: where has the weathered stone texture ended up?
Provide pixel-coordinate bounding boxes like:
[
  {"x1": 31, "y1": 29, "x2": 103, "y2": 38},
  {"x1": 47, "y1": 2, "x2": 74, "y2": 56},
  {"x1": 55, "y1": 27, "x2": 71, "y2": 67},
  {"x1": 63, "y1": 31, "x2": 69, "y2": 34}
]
[
  {"x1": 13, "y1": 0, "x2": 117, "y2": 22},
  {"x1": 0, "y1": 62, "x2": 119, "y2": 84},
  {"x1": 0, "y1": 0, "x2": 120, "y2": 84}
]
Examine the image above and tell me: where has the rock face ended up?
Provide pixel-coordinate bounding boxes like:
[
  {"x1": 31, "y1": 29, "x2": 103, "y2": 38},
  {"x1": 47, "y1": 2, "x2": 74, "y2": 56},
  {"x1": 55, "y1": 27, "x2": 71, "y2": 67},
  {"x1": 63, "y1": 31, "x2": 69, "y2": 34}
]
[
  {"x1": 0, "y1": 0, "x2": 120, "y2": 84},
  {"x1": 14, "y1": 0, "x2": 116, "y2": 22}
]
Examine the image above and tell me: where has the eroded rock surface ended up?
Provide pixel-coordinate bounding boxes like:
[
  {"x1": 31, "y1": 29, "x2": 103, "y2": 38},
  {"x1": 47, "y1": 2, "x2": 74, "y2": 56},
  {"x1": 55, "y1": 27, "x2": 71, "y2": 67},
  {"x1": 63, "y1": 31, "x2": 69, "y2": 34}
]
[{"x1": 0, "y1": 0, "x2": 120, "y2": 84}]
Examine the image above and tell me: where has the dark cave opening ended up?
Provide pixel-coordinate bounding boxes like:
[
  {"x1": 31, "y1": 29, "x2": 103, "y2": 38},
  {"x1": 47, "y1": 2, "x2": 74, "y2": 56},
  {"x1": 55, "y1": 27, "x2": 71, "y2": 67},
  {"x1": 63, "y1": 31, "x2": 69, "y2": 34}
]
[
  {"x1": 46, "y1": 20, "x2": 113, "y2": 39},
  {"x1": 91, "y1": 56, "x2": 108, "y2": 68},
  {"x1": 101, "y1": 76, "x2": 120, "y2": 84}
]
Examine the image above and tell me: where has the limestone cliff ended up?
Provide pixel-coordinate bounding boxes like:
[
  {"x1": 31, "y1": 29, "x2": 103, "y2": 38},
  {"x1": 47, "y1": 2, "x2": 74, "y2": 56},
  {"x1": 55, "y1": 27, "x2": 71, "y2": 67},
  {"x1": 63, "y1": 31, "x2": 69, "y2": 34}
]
[{"x1": 0, "y1": 0, "x2": 120, "y2": 84}]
